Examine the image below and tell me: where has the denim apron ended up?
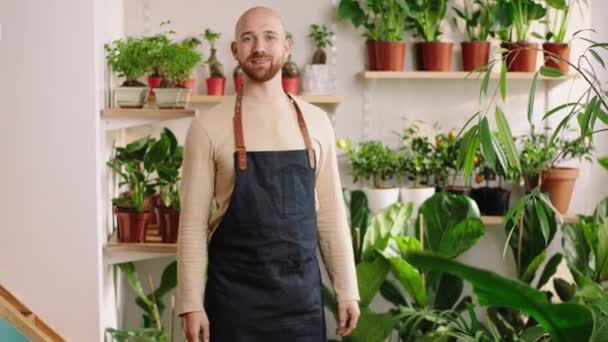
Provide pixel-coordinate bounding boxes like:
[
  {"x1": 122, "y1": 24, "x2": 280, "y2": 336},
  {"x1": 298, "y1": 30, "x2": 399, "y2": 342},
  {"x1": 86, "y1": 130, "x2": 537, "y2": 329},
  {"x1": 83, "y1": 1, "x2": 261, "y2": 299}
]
[{"x1": 203, "y1": 90, "x2": 326, "y2": 341}]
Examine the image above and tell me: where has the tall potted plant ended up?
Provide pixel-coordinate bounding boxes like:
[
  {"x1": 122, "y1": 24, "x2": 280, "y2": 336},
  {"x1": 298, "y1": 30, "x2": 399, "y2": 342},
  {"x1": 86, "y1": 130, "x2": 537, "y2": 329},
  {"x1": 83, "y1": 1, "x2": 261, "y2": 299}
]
[
  {"x1": 107, "y1": 136, "x2": 157, "y2": 243},
  {"x1": 143, "y1": 20, "x2": 175, "y2": 96},
  {"x1": 338, "y1": 139, "x2": 401, "y2": 213},
  {"x1": 373, "y1": 0, "x2": 408, "y2": 71},
  {"x1": 494, "y1": 0, "x2": 547, "y2": 72},
  {"x1": 405, "y1": 0, "x2": 452, "y2": 72},
  {"x1": 203, "y1": 28, "x2": 225, "y2": 95},
  {"x1": 148, "y1": 128, "x2": 184, "y2": 243},
  {"x1": 179, "y1": 36, "x2": 203, "y2": 93},
  {"x1": 154, "y1": 41, "x2": 201, "y2": 109},
  {"x1": 282, "y1": 32, "x2": 300, "y2": 94},
  {"x1": 453, "y1": 0, "x2": 494, "y2": 71},
  {"x1": 398, "y1": 123, "x2": 436, "y2": 215},
  {"x1": 471, "y1": 146, "x2": 513, "y2": 215},
  {"x1": 539, "y1": 0, "x2": 585, "y2": 73},
  {"x1": 337, "y1": 0, "x2": 382, "y2": 70},
  {"x1": 104, "y1": 37, "x2": 149, "y2": 108},
  {"x1": 302, "y1": 24, "x2": 336, "y2": 95}
]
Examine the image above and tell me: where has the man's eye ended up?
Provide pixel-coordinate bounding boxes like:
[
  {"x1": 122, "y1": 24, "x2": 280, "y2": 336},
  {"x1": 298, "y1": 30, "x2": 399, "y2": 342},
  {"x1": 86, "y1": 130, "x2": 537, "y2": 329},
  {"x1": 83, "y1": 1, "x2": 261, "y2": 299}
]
[
  {"x1": 266, "y1": 35, "x2": 276, "y2": 41},
  {"x1": 242, "y1": 37, "x2": 252, "y2": 42}
]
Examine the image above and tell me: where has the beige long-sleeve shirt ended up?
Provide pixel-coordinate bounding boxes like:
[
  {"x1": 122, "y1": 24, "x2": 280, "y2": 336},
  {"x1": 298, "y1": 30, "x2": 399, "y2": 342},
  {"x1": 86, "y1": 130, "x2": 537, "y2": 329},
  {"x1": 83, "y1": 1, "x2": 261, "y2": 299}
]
[{"x1": 176, "y1": 94, "x2": 360, "y2": 315}]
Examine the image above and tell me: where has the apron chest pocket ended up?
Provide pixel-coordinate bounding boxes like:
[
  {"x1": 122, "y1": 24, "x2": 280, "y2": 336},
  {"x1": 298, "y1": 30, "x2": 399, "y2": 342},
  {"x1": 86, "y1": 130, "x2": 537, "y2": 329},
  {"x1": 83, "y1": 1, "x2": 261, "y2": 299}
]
[{"x1": 281, "y1": 165, "x2": 308, "y2": 217}]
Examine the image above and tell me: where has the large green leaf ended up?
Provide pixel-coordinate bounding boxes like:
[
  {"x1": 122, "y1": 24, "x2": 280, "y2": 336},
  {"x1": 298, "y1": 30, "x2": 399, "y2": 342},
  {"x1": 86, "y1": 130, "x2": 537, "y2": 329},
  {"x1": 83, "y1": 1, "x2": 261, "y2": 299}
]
[
  {"x1": 344, "y1": 308, "x2": 397, "y2": 342},
  {"x1": 599, "y1": 156, "x2": 608, "y2": 171},
  {"x1": 562, "y1": 223, "x2": 593, "y2": 276},
  {"x1": 380, "y1": 280, "x2": 408, "y2": 307},
  {"x1": 596, "y1": 222, "x2": 608, "y2": 281},
  {"x1": 378, "y1": 236, "x2": 427, "y2": 306},
  {"x1": 362, "y1": 202, "x2": 412, "y2": 261},
  {"x1": 417, "y1": 192, "x2": 482, "y2": 255},
  {"x1": 495, "y1": 106, "x2": 521, "y2": 172},
  {"x1": 405, "y1": 252, "x2": 594, "y2": 342},
  {"x1": 427, "y1": 271, "x2": 464, "y2": 311},
  {"x1": 356, "y1": 257, "x2": 390, "y2": 307},
  {"x1": 438, "y1": 218, "x2": 485, "y2": 259},
  {"x1": 117, "y1": 263, "x2": 153, "y2": 309},
  {"x1": 536, "y1": 253, "x2": 563, "y2": 289}
]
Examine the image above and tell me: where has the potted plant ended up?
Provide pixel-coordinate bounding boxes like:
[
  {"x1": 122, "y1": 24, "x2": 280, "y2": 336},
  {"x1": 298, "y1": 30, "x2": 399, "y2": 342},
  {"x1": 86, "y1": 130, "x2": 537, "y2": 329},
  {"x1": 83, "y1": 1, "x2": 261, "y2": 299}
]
[
  {"x1": 494, "y1": 0, "x2": 547, "y2": 72},
  {"x1": 432, "y1": 130, "x2": 475, "y2": 195},
  {"x1": 154, "y1": 41, "x2": 201, "y2": 109},
  {"x1": 179, "y1": 36, "x2": 203, "y2": 93},
  {"x1": 282, "y1": 32, "x2": 300, "y2": 94},
  {"x1": 452, "y1": 0, "x2": 494, "y2": 71},
  {"x1": 203, "y1": 28, "x2": 225, "y2": 96},
  {"x1": 104, "y1": 37, "x2": 149, "y2": 108},
  {"x1": 398, "y1": 123, "x2": 436, "y2": 215},
  {"x1": 233, "y1": 65, "x2": 245, "y2": 92},
  {"x1": 148, "y1": 128, "x2": 183, "y2": 243},
  {"x1": 338, "y1": 139, "x2": 401, "y2": 213},
  {"x1": 302, "y1": 24, "x2": 336, "y2": 95},
  {"x1": 471, "y1": 145, "x2": 513, "y2": 215},
  {"x1": 539, "y1": 0, "x2": 585, "y2": 73},
  {"x1": 372, "y1": 0, "x2": 408, "y2": 71},
  {"x1": 337, "y1": 0, "x2": 382, "y2": 70},
  {"x1": 142, "y1": 20, "x2": 175, "y2": 97},
  {"x1": 405, "y1": 0, "x2": 452, "y2": 71},
  {"x1": 107, "y1": 136, "x2": 157, "y2": 243}
]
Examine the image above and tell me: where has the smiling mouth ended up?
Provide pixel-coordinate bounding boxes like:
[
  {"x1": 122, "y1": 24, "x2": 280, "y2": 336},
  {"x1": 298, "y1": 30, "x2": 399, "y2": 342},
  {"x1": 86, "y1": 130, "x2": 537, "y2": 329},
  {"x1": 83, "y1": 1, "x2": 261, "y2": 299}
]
[{"x1": 249, "y1": 58, "x2": 271, "y2": 65}]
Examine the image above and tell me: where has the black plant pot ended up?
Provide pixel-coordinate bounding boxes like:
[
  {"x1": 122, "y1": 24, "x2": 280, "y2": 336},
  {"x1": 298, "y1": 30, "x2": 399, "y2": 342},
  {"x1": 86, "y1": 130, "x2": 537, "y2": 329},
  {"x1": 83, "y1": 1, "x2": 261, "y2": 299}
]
[{"x1": 470, "y1": 187, "x2": 511, "y2": 216}]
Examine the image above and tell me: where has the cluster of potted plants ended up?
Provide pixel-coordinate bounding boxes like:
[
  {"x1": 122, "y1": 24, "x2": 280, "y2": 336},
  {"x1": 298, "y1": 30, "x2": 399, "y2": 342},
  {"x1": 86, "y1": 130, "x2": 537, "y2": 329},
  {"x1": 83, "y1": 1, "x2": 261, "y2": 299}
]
[
  {"x1": 337, "y1": 0, "x2": 582, "y2": 73},
  {"x1": 105, "y1": 23, "x2": 202, "y2": 109},
  {"x1": 107, "y1": 128, "x2": 183, "y2": 243}
]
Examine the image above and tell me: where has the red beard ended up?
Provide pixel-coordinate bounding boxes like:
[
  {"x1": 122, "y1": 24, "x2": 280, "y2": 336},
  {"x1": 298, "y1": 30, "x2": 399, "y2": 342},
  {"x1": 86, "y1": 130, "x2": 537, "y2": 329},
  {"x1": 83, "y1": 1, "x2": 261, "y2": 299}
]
[{"x1": 239, "y1": 53, "x2": 283, "y2": 82}]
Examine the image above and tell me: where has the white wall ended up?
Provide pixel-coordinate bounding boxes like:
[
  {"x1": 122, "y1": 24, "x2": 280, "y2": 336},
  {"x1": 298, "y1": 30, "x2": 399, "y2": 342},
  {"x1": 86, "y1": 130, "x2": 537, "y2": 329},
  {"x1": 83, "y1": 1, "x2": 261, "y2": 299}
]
[{"x1": 0, "y1": 0, "x2": 107, "y2": 341}]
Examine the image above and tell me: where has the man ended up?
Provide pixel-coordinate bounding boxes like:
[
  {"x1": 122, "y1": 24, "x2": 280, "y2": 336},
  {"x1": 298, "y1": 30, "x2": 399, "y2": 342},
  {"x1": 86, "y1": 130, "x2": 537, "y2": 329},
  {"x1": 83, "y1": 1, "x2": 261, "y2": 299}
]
[{"x1": 177, "y1": 6, "x2": 359, "y2": 342}]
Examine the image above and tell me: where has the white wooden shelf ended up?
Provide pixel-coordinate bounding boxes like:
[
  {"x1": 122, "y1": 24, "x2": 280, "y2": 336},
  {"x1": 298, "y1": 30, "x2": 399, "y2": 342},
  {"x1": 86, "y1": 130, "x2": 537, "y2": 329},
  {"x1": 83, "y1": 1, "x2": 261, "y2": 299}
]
[
  {"x1": 361, "y1": 71, "x2": 577, "y2": 81},
  {"x1": 190, "y1": 94, "x2": 343, "y2": 104},
  {"x1": 100, "y1": 108, "x2": 195, "y2": 130},
  {"x1": 103, "y1": 214, "x2": 579, "y2": 263}
]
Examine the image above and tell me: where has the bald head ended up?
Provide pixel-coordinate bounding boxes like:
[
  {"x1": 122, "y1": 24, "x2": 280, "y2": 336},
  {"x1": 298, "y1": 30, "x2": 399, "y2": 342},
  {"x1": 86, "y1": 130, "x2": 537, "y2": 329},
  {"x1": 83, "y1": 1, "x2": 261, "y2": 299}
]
[{"x1": 234, "y1": 6, "x2": 286, "y2": 41}]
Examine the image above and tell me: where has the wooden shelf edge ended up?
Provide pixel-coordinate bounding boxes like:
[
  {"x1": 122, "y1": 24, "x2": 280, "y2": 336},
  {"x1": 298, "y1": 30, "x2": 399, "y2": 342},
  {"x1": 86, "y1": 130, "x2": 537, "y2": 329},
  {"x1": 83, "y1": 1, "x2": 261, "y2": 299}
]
[
  {"x1": 189, "y1": 94, "x2": 342, "y2": 104},
  {"x1": 101, "y1": 108, "x2": 195, "y2": 119},
  {"x1": 361, "y1": 71, "x2": 577, "y2": 81}
]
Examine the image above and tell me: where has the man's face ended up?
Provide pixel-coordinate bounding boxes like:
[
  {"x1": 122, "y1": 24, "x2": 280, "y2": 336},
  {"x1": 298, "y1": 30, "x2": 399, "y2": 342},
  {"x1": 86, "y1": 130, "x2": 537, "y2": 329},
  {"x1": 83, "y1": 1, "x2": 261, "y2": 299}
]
[{"x1": 231, "y1": 11, "x2": 291, "y2": 83}]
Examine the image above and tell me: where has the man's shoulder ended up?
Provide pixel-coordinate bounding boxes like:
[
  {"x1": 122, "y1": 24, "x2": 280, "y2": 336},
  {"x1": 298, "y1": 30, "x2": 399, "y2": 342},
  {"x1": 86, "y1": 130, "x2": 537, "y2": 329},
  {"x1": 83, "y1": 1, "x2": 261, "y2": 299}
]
[
  {"x1": 192, "y1": 95, "x2": 235, "y2": 136},
  {"x1": 292, "y1": 95, "x2": 333, "y2": 135}
]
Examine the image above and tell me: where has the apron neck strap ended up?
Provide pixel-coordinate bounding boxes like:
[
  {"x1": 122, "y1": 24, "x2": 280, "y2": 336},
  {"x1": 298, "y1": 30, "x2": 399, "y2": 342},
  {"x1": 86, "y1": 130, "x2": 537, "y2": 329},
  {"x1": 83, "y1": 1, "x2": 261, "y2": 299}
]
[{"x1": 233, "y1": 89, "x2": 316, "y2": 171}]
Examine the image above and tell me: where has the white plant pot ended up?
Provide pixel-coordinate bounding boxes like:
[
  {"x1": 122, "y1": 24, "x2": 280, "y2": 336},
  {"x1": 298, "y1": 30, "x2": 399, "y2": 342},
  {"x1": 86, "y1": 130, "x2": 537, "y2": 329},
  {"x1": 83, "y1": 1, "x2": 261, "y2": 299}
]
[
  {"x1": 301, "y1": 64, "x2": 336, "y2": 95},
  {"x1": 114, "y1": 87, "x2": 148, "y2": 108},
  {"x1": 400, "y1": 186, "x2": 436, "y2": 217},
  {"x1": 362, "y1": 187, "x2": 400, "y2": 214},
  {"x1": 154, "y1": 88, "x2": 191, "y2": 109}
]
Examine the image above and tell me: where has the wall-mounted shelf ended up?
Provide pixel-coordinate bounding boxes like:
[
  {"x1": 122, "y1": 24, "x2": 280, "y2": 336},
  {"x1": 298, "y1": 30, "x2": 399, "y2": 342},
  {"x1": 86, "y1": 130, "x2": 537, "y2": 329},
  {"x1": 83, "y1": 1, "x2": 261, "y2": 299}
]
[
  {"x1": 101, "y1": 108, "x2": 195, "y2": 130},
  {"x1": 361, "y1": 71, "x2": 577, "y2": 81},
  {"x1": 103, "y1": 214, "x2": 579, "y2": 264},
  {"x1": 190, "y1": 94, "x2": 343, "y2": 105}
]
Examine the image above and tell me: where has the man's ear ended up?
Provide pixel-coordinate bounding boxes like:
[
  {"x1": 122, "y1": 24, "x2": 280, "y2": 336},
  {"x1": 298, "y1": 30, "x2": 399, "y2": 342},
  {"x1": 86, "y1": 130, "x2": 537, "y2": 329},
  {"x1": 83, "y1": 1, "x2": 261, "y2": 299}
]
[{"x1": 230, "y1": 41, "x2": 238, "y2": 59}]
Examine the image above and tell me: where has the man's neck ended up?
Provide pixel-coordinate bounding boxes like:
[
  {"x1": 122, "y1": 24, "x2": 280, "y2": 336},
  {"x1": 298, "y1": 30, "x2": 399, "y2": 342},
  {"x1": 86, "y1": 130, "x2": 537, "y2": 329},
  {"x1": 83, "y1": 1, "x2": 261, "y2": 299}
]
[{"x1": 242, "y1": 74, "x2": 285, "y2": 101}]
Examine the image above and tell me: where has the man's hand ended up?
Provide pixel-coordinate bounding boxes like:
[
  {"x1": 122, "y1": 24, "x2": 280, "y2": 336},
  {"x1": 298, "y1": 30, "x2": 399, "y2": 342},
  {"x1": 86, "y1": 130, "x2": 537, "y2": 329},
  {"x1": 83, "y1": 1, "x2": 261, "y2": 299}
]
[
  {"x1": 336, "y1": 300, "x2": 360, "y2": 337},
  {"x1": 182, "y1": 310, "x2": 209, "y2": 342}
]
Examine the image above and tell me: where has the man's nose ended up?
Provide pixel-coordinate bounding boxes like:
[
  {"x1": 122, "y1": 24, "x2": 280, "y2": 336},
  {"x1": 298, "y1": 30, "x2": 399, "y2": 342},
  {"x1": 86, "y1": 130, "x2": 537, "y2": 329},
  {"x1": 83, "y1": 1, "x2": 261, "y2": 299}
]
[{"x1": 253, "y1": 37, "x2": 266, "y2": 54}]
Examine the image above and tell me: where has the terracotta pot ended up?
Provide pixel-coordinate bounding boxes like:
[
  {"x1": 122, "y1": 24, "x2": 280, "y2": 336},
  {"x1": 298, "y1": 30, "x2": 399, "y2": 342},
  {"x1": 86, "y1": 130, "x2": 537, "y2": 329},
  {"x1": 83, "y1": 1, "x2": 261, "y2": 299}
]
[
  {"x1": 366, "y1": 40, "x2": 378, "y2": 71},
  {"x1": 541, "y1": 167, "x2": 579, "y2": 214},
  {"x1": 282, "y1": 77, "x2": 300, "y2": 94},
  {"x1": 234, "y1": 76, "x2": 245, "y2": 92},
  {"x1": 181, "y1": 79, "x2": 195, "y2": 94},
  {"x1": 115, "y1": 208, "x2": 148, "y2": 243},
  {"x1": 156, "y1": 206, "x2": 180, "y2": 243},
  {"x1": 543, "y1": 43, "x2": 570, "y2": 73},
  {"x1": 206, "y1": 77, "x2": 225, "y2": 95},
  {"x1": 502, "y1": 42, "x2": 539, "y2": 72},
  {"x1": 375, "y1": 41, "x2": 405, "y2": 71},
  {"x1": 461, "y1": 41, "x2": 491, "y2": 71},
  {"x1": 421, "y1": 42, "x2": 453, "y2": 71},
  {"x1": 147, "y1": 76, "x2": 163, "y2": 96}
]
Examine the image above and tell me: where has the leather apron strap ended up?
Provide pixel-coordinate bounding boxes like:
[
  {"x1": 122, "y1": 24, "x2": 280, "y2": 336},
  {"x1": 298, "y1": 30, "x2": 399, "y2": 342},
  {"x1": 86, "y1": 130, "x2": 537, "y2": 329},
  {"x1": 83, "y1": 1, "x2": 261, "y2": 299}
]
[{"x1": 233, "y1": 89, "x2": 316, "y2": 171}]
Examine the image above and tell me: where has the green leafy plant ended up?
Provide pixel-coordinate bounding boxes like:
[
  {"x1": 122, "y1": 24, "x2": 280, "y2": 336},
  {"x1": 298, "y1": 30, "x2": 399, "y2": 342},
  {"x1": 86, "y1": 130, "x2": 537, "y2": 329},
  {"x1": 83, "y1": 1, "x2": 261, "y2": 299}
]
[
  {"x1": 337, "y1": 0, "x2": 382, "y2": 41},
  {"x1": 104, "y1": 37, "x2": 149, "y2": 87},
  {"x1": 492, "y1": 0, "x2": 547, "y2": 42},
  {"x1": 106, "y1": 327, "x2": 167, "y2": 342},
  {"x1": 158, "y1": 42, "x2": 202, "y2": 87},
  {"x1": 431, "y1": 130, "x2": 460, "y2": 188},
  {"x1": 405, "y1": 252, "x2": 594, "y2": 342},
  {"x1": 308, "y1": 24, "x2": 334, "y2": 64},
  {"x1": 452, "y1": 0, "x2": 494, "y2": 41},
  {"x1": 337, "y1": 139, "x2": 401, "y2": 188},
  {"x1": 142, "y1": 20, "x2": 176, "y2": 78},
  {"x1": 107, "y1": 136, "x2": 157, "y2": 213},
  {"x1": 404, "y1": 0, "x2": 449, "y2": 42},
  {"x1": 541, "y1": 0, "x2": 587, "y2": 43},
  {"x1": 146, "y1": 128, "x2": 183, "y2": 209},
  {"x1": 203, "y1": 28, "x2": 224, "y2": 78},
  {"x1": 398, "y1": 122, "x2": 436, "y2": 187}
]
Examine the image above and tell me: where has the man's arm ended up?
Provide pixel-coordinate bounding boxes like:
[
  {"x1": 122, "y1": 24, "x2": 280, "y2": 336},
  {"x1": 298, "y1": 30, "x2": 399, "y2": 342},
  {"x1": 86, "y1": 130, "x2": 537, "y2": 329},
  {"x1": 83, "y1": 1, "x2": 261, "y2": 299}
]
[
  {"x1": 315, "y1": 117, "x2": 360, "y2": 304},
  {"x1": 176, "y1": 119, "x2": 215, "y2": 316}
]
